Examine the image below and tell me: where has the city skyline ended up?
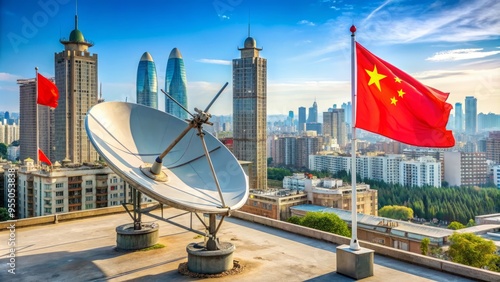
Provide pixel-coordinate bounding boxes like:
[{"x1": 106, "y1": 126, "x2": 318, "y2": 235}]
[{"x1": 1, "y1": 0, "x2": 499, "y2": 116}]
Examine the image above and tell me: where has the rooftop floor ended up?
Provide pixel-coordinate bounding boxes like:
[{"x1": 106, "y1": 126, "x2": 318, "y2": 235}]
[{"x1": 0, "y1": 207, "x2": 477, "y2": 281}]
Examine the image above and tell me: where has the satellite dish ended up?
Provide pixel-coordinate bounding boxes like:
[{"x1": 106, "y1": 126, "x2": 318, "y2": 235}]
[{"x1": 85, "y1": 101, "x2": 249, "y2": 214}]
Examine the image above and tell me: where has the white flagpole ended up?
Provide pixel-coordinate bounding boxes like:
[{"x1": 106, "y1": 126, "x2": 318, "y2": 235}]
[
  {"x1": 349, "y1": 25, "x2": 360, "y2": 251},
  {"x1": 35, "y1": 67, "x2": 39, "y2": 166}
]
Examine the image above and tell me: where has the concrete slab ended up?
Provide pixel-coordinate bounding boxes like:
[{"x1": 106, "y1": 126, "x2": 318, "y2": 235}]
[{"x1": 0, "y1": 207, "x2": 476, "y2": 281}]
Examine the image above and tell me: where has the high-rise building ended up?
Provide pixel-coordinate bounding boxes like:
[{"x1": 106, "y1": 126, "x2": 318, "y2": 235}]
[
  {"x1": 444, "y1": 151, "x2": 487, "y2": 186},
  {"x1": 454, "y1": 102, "x2": 463, "y2": 133},
  {"x1": 136, "y1": 52, "x2": 158, "y2": 109},
  {"x1": 323, "y1": 109, "x2": 347, "y2": 147},
  {"x1": 17, "y1": 78, "x2": 54, "y2": 162},
  {"x1": 399, "y1": 156, "x2": 441, "y2": 188},
  {"x1": 341, "y1": 102, "x2": 352, "y2": 125},
  {"x1": 54, "y1": 13, "x2": 98, "y2": 164},
  {"x1": 233, "y1": 35, "x2": 267, "y2": 190},
  {"x1": 298, "y1": 107, "x2": 306, "y2": 133},
  {"x1": 486, "y1": 131, "x2": 500, "y2": 163},
  {"x1": 465, "y1": 96, "x2": 477, "y2": 135},
  {"x1": 307, "y1": 101, "x2": 318, "y2": 123},
  {"x1": 165, "y1": 48, "x2": 187, "y2": 119}
]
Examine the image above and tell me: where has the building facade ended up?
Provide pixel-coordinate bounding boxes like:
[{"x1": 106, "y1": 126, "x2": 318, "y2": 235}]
[
  {"x1": 17, "y1": 78, "x2": 53, "y2": 162},
  {"x1": 486, "y1": 131, "x2": 500, "y2": 164},
  {"x1": 232, "y1": 36, "x2": 267, "y2": 189},
  {"x1": 298, "y1": 106, "x2": 306, "y2": 133},
  {"x1": 54, "y1": 14, "x2": 98, "y2": 164},
  {"x1": 444, "y1": 151, "x2": 487, "y2": 187},
  {"x1": 465, "y1": 96, "x2": 477, "y2": 135},
  {"x1": 323, "y1": 109, "x2": 347, "y2": 147},
  {"x1": 399, "y1": 156, "x2": 441, "y2": 187},
  {"x1": 165, "y1": 48, "x2": 188, "y2": 120},
  {"x1": 136, "y1": 52, "x2": 158, "y2": 109},
  {"x1": 16, "y1": 159, "x2": 150, "y2": 218},
  {"x1": 455, "y1": 102, "x2": 463, "y2": 133}
]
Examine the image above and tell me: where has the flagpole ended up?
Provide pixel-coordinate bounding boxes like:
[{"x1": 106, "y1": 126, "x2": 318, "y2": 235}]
[
  {"x1": 35, "y1": 67, "x2": 39, "y2": 166},
  {"x1": 349, "y1": 25, "x2": 360, "y2": 251}
]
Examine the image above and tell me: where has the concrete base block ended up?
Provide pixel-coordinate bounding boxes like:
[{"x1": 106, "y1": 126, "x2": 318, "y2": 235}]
[
  {"x1": 116, "y1": 223, "x2": 159, "y2": 250},
  {"x1": 336, "y1": 244, "x2": 374, "y2": 279},
  {"x1": 186, "y1": 242, "x2": 235, "y2": 274}
]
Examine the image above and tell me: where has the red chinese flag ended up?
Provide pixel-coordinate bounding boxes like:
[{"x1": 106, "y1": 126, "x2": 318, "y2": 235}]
[
  {"x1": 38, "y1": 148, "x2": 52, "y2": 166},
  {"x1": 37, "y1": 73, "x2": 59, "y2": 108},
  {"x1": 355, "y1": 42, "x2": 455, "y2": 148}
]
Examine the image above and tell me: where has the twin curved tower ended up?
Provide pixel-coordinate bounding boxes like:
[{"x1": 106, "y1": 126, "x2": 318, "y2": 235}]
[{"x1": 136, "y1": 48, "x2": 187, "y2": 119}]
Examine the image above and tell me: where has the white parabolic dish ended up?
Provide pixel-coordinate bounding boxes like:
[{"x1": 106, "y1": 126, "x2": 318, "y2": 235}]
[{"x1": 85, "y1": 102, "x2": 249, "y2": 214}]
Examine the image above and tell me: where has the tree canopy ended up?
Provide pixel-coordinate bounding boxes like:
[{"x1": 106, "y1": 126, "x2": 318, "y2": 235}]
[
  {"x1": 448, "y1": 232, "x2": 498, "y2": 271},
  {"x1": 379, "y1": 205, "x2": 414, "y2": 220},
  {"x1": 287, "y1": 212, "x2": 351, "y2": 237},
  {"x1": 447, "y1": 221, "x2": 465, "y2": 230}
]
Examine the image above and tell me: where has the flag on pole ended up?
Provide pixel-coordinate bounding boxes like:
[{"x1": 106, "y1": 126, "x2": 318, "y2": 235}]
[
  {"x1": 355, "y1": 42, "x2": 455, "y2": 148},
  {"x1": 37, "y1": 73, "x2": 59, "y2": 108},
  {"x1": 38, "y1": 148, "x2": 52, "y2": 166}
]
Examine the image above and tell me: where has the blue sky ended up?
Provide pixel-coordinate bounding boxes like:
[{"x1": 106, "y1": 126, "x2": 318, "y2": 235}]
[{"x1": 1, "y1": 0, "x2": 499, "y2": 116}]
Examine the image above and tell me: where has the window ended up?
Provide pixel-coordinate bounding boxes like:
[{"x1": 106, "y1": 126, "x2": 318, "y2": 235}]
[
  {"x1": 56, "y1": 199, "x2": 63, "y2": 205},
  {"x1": 56, "y1": 191, "x2": 64, "y2": 197},
  {"x1": 86, "y1": 188, "x2": 93, "y2": 193},
  {"x1": 85, "y1": 180, "x2": 93, "y2": 186},
  {"x1": 56, "y1": 183, "x2": 64, "y2": 188},
  {"x1": 86, "y1": 196, "x2": 93, "y2": 201},
  {"x1": 85, "y1": 204, "x2": 93, "y2": 209},
  {"x1": 44, "y1": 184, "x2": 52, "y2": 190},
  {"x1": 44, "y1": 192, "x2": 51, "y2": 198},
  {"x1": 56, "y1": 207, "x2": 63, "y2": 213}
]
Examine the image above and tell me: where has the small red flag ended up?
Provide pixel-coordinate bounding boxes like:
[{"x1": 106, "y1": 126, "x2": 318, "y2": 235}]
[
  {"x1": 355, "y1": 42, "x2": 455, "y2": 148},
  {"x1": 37, "y1": 73, "x2": 59, "y2": 108},
  {"x1": 38, "y1": 148, "x2": 52, "y2": 166}
]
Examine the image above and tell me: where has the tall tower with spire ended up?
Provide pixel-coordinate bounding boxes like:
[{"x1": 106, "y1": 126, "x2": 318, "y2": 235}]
[
  {"x1": 165, "y1": 48, "x2": 187, "y2": 119},
  {"x1": 53, "y1": 8, "x2": 99, "y2": 164},
  {"x1": 232, "y1": 32, "x2": 267, "y2": 190}
]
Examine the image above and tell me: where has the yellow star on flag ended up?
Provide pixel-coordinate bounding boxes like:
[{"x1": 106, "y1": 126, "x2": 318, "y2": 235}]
[
  {"x1": 365, "y1": 65, "x2": 386, "y2": 92},
  {"x1": 395, "y1": 77, "x2": 402, "y2": 83},
  {"x1": 390, "y1": 97, "x2": 398, "y2": 105},
  {"x1": 398, "y1": 89, "x2": 405, "y2": 98}
]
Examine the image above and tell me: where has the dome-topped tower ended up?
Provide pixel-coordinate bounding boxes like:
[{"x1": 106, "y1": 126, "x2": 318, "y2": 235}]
[
  {"x1": 60, "y1": 13, "x2": 93, "y2": 51},
  {"x1": 244, "y1": 37, "x2": 256, "y2": 48}
]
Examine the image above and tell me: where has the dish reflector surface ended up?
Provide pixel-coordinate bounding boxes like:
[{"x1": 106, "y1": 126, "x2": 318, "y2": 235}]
[{"x1": 85, "y1": 102, "x2": 248, "y2": 213}]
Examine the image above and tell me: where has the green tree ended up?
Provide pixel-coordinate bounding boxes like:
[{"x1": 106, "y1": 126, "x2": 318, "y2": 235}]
[
  {"x1": 287, "y1": 216, "x2": 302, "y2": 225},
  {"x1": 466, "y1": 219, "x2": 475, "y2": 227},
  {"x1": 448, "y1": 232, "x2": 497, "y2": 269},
  {"x1": 291, "y1": 212, "x2": 351, "y2": 237},
  {"x1": 0, "y1": 208, "x2": 10, "y2": 221},
  {"x1": 420, "y1": 237, "x2": 430, "y2": 255},
  {"x1": 0, "y1": 143, "x2": 7, "y2": 159},
  {"x1": 379, "y1": 205, "x2": 414, "y2": 220},
  {"x1": 447, "y1": 221, "x2": 465, "y2": 230}
]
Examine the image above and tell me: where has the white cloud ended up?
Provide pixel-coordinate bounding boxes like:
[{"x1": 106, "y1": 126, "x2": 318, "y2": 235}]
[
  {"x1": 298, "y1": 20, "x2": 315, "y2": 26},
  {"x1": 196, "y1": 59, "x2": 231, "y2": 65},
  {"x1": 0, "y1": 72, "x2": 22, "y2": 82},
  {"x1": 426, "y1": 48, "x2": 500, "y2": 61},
  {"x1": 359, "y1": 0, "x2": 500, "y2": 44}
]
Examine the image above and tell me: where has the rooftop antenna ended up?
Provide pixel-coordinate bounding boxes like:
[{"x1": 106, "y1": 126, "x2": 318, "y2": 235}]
[
  {"x1": 75, "y1": 0, "x2": 78, "y2": 29},
  {"x1": 247, "y1": 9, "x2": 251, "y2": 37}
]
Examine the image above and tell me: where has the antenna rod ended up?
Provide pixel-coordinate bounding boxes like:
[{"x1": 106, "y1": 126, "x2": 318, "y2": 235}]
[
  {"x1": 204, "y1": 82, "x2": 228, "y2": 113},
  {"x1": 161, "y1": 89, "x2": 195, "y2": 119}
]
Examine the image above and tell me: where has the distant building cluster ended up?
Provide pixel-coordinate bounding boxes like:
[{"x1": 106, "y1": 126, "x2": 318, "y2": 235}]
[{"x1": 240, "y1": 173, "x2": 377, "y2": 221}]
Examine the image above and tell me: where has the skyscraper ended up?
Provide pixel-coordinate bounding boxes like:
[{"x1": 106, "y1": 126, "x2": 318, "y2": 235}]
[
  {"x1": 298, "y1": 107, "x2": 306, "y2": 133},
  {"x1": 323, "y1": 109, "x2": 347, "y2": 147},
  {"x1": 465, "y1": 96, "x2": 477, "y2": 135},
  {"x1": 17, "y1": 78, "x2": 54, "y2": 162},
  {"x1": 455, "y1": 102, "x2": 463, "y2": 133},
  {"x1": 54, "y1": 13, "x2": 98, "y2": 163},
  {"x1": 233, "y1": 35, "x2": 267, "y2": 190},
  {"x1": 165, "y1": 48, "x2": 187, "y2": 119},
  {"x1": 307, "y1": 101, "x2": 318, "y2": 123},
  {"x1": 136, "y1": 52, "x2": 158, "y2": 109}
]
